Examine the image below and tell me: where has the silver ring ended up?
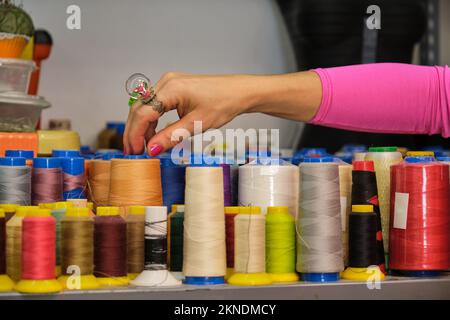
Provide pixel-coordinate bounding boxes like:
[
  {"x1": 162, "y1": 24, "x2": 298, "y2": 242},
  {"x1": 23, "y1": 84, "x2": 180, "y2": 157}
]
[{"x1": 141, "y1": 86, "x2": 164, "y2": 115}]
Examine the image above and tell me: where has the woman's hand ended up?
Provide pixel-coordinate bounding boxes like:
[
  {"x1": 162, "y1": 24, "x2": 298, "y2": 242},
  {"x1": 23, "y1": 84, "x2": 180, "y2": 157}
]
[{"x1": 124, "y1": 71, "x2": 322, "y2": 156}]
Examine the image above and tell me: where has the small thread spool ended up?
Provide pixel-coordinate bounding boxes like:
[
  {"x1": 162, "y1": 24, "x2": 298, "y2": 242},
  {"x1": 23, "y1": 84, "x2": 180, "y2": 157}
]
[
  {"x1": 0, "y1": 157, "x2": 31, "y2": 205},
  {"x1": 228, "y1": 206, "x2": 272, "y2": 286},
  {"x1": 341, "y1": 205, "x2": 385, "y2": 281},
  {"x1": 266, "y1": 206, "x2": 298, "y2": 283},
  {"x1": 183, "y1": 161, "x2": 226, "y2": 285},
  {"x1": 168, "y1": 205, "x2": 184, "y2": 272},
  {"x1": 0, "y1": 204, "x2": 18, "y2": 222},
  {"x1": 297, "y1": 158, "x2": 344, "y2": 282},
  {"x1": 58, "y1": 207, "x2": 100, "y2": 290},
  {"x1": 0, "y1": 208, "x2": 14, "y2": 292},
  {"x1": 365, "y1": 146, "x2": 402, "y2": 255},
  {"x1": 221, "y1": 163, "x2": 232, "y2": 206},
  {"x1": 61, "y1": 157, "x2": 86, "y2": 200},
  {"x1": 389, "y1": 157, "x2": 450, "y2": 276},
  {"x1": 15, "y1": 209, "x2": 62, "y2": 293},
  {"x1": 5, "y1": 150, "x2": 34, "y2": 167},
  {"x1": 87, "y1": 159, "x2": 111, "y2": 207},
  {"x1": 32, "y1": 157, "x2": 63, "y2": 205},
  {"x1": 132, "y1": 206, "x2": 181, "y2": 286},
  {"x1": 352, "y1": 161, "x2": 385, "y2": 271},
  {"x1": 94, "y1": 206, "x2": 129, "y2": 286},
  {"x1": 108, "y1": 158, "x2": 163, "y2": 212},
  {"x1": 126, "y1": 205, "x2": 145, "y2": 279},
  {"x1": 225, "y1": 206, "x2": 239, "y2": 279},
  {"x1": 230, "y1": 164, "x2": 239, "y2": 206},
  {"x1": 6, "y1": 206, "x2": 38, "y2": 282},
  {"x1": 50, "y1": 201, "x2": 74, "y2": 276},
  {"x1": 238, "y1": 159, "x2": 299, "y2": 217},
  {"x1": 160, "y1": 158, "x2": 186, "y2": 210}
]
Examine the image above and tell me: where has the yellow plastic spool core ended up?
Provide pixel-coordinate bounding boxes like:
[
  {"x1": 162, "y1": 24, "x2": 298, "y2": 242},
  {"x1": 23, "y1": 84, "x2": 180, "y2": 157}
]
[
  {"x1": 95, "y1": 206, "x2": 129, "y2": 286},
  {"x1": 128, "y1": 205, "x2": 145, "y2": 215},
  {"x1": 228, "y1": 206, "x2": 273, "y2": 286},
  {"x1": 58, "y1": 207, "x2": 100, "y2": 290},
  {"x1": 0, "y1": 209, "x2": 14, "y2": 292},
  {"x1": 15, "y1": 209, "x2": 63, "y2": 294},
  {"x1": 15, "y1": 206, "x2": 39, "y2": 217},
  {"x1": 341, "y1": 204, "x2": 385, "y2": 282},
  {"x1": 406, "y1": 151, "x2": 435, "y2": 157},
  {"x1": 265, "y1": 206, "x2": 299, "y2": 283},
  {"x1": 53, "y1": 201, "x2": 74, "y2": 210},
  {"x1": 39, "y1": 203, "x2": 55, "y2": 210}
]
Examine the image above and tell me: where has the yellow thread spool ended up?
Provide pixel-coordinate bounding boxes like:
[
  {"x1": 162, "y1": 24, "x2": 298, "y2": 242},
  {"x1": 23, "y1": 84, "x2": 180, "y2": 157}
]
[
  {"x1": 228, "y1": 206, "x2": 272, "y2": 286},
  {"x1": 127, "y1": 206, "x2": 145, "y2": 280}
]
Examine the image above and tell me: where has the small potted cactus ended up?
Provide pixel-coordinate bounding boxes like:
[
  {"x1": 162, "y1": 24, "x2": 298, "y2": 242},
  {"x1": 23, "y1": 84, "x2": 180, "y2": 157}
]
[{"x1": 0, "y1": 0, "x2": 34, "y2": 58}]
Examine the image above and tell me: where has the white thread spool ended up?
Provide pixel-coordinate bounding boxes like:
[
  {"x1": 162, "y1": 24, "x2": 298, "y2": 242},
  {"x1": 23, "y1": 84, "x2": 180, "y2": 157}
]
[
  {"x1": 238, "y1": 159, "x2": 299, "y2": 217},
  {"x1": 338, "y1": 161, "x2": 352, "y2": 266},
  {"x1": 183, "y1": 164, "x2": 226, "y2": 285},
  {"x1": 228, "y1": 206, "x2": 272, "y2": 286},
  {"x1": 131, "y1": 206, "x2": 180, "y2": 287}
]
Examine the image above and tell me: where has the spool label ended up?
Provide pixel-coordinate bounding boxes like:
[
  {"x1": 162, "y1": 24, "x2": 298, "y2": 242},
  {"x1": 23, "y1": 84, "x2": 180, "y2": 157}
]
[{"x1": 393, "y1": 192, "x2": 409, "y2": 229}]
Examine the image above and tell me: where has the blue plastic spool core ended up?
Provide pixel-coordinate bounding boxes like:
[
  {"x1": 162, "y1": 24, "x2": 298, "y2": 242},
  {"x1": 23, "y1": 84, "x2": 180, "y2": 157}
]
[
  {"x1": 184, "y1": 276, "x2": 225, "y2": 285},
  {"x1": 303, "y1": 156, "x2": 335, "y2": 163},
  {"x1": 404, "y1": 156, "x2": 435, "y2": 164},
  {"x1": 124, "y1": 154, "x2": 147, "y2": 159},
  {"x1": 102, "y1": 152, "x2": 124, "y2": 160},
  {"x1": 0, "y1": 157, "x2": 26, "y2": 166},
  {"x1": 116, "y1": 123, "x2": 126, "y2": 136},
  {"x1": 61, "y1": 157, "x2": 85, "y2": 175},
  {"x1": 395, "y1": 270, "x2": 441, "y2": 278},
  {"x1": 106, "y1": 121, "x2": 124, "y2": 130},
  {"x1": 33, "y1": 157, "x2": 62, "y2": 169},
  {"x1": 342, "y1": 144, "x2": 366, "y2": 153},
  {"x1": 52, "y1": 149, "x2": 81, "y2": 158},
  {"x1": 437, "y1": 156, "x2": 450, "y2": 162},
  {"x1": 296, "y1": 148, "x2": 328, "y2": 157},
  {"x1": 5, "y1": 150, "x2": 34, "y2": 159},
  {"x1": 302, "y1": 272, "x2": 340, "y2": 282}
]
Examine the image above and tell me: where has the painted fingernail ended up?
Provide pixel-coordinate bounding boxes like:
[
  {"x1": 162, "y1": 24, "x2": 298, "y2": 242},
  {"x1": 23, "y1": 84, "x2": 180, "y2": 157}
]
[{"x1": 149, "y1": 144, "x2": 163, "y2": 157}]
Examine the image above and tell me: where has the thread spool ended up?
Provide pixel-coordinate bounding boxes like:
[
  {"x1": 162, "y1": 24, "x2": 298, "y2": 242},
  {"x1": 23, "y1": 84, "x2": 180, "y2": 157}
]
[
  {"x1": 338, "y1": 161, "x2": 352, "y2": 266},
  {"x1": 183, "y1": 161, "x2": 226, "y2": 285},
  {"x1": 341, "y1": 205, "x2": 385, "y2": 281},
  {"x1": 224, "y1": 206, "x2": 239, "y2": 279},
  {"x1": 168, "y1": 205, "x2": 184, "y2": 272},
  {"x1": 266, "y1": 206, "x2": 298, "y2": 283},
  {"x1": 0, "y1": 204, "x2": 18, "y2": 222},
  {"x1": 389, "y1": 157, "x2": 450, "y2": 276},
  {"x1": 5, "y1": 150, "x2": 34, "y2": 167},
  {"x1": 15, "y1": 209, "x2": 62, "y2": 293},
  {"x1": 61, "y1": 157, "x2": 86, "y2": 200},
  {"x1": 0, "y1": 209, "x2": 14, "y2": 291},
  {"x1": 228, "y1": 206, "x2": 272, "y2": 286},
  {"x1": 58, "y1": 207, "x2": 100, "y2": 290},
  {"x1": 437, "y1": 157, "x2": 450, "y2": 187},
  {"x1": 352, "y1": 161, "x2": 385, "y2": 271},
  {"x1": 297, "y1": 158, "x2": 343, "y2": 282},
  {"x1": 109, "y1": 159, "x2": 163, "y2": 212},
  {"x1": 238, "y1": 159, "x2": 299, "y2": 217},
  {"x1": 230, "y1": 164, "x2": 239, "y2": 206},
  {"x1": 0, "y1": 157, "x2": 31, "y2": 205},
  {"x1": 32, "y1": 157, "x2": 63, "y2": 205},
  {"x1": 6, "y1": 206, "x2": 38, "y2": 282},
  {"x1": 160, "y1": 158, "x2": 185, "y2": 210},
  {"x1": 51, "y1": 201, "x2": 74, "y2": 276},
  {"x1": 52, "y1": 150, "x2": 81, "y2": 158},
  {"x1": 126, "y1": 206, "x2": 145, "y2": 279},
  {"x1": 365, "y1": 147, "x2": 402, "y2": 255},
  {"x1": 222, "y1": 163, "x2": 232, "y2": 206},
  {"x1": 132, "y1": 206, "x2": 181, "y2": 286},
  {"x1": 292, "y1": 148, "x2": 329, "y2": 166},
  {"x1": 94, "y1": 206, "x2": 129, "y2": 286},
  {"x1": 87, "y1": 159, "x2": 111, "y2": 207}
]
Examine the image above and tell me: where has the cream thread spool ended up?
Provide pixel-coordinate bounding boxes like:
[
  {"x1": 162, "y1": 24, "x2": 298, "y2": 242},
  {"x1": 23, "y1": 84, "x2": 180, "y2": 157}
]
[
  {"x1": 365, "y1": 147, "x2": 402, "y2": 254},
  {"x1": 238, "y1": 159, "x2": 299, "y2": 217},
  {"x1": 338, "y1": 161, "x2": 352, "y2": 266},
  {"x1": 228, "y1": 206, "x2": 272, "y2": 286},
  {"x1": 183, "y1": 161, "x2": 226, "y2": 285},
  {"x1": 131, "y1": 206, "x2": 181, "y2": 287}
]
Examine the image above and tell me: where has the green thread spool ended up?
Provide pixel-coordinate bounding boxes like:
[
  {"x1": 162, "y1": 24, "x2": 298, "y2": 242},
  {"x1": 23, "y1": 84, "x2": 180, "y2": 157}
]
[
  {"x1": 49, "y1": 202, "x2": 74, "y2": 276},
  {"x1": 169, "y1": 206, "x2": 184, "y2": 272},
  {"x1": 266, "y1": 206, "x2": 299, "y2": 283}
]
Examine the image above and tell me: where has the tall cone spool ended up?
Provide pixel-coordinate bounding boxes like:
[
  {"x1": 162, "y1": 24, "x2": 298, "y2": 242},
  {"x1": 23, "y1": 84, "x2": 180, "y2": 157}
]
[
  {"x1": 238, "y1": 159, "x2": 299, "y2": 217},
  {"x1": 365, "y1": 147, "x2": 402, "y2": 253},
  {"x1": 183, "y1": 160, "x2": 226, "y2": 285}
]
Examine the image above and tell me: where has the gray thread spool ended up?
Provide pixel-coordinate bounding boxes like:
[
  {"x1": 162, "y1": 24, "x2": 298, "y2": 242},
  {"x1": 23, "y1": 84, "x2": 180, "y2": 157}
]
[
  {"x1": 0, "y1": 166, "x2": 31, "y2": 205},
  {"x1": 296, "y1": 162, "x2": 344, "y2": 274}
]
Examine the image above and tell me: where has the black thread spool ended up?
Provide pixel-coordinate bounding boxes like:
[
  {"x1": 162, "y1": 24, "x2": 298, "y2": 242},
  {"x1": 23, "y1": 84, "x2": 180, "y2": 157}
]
[
  {"x1": 351, "y1": 161, "x2": 385, "y2": 271},
  {"x1": 348, "y1": 205, "x2": 377, "y2": 268}
]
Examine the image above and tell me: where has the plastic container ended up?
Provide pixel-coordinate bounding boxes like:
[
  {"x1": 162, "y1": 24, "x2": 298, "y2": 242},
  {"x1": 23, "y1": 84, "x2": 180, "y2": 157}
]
[
  {"x1": 0, "y1": 92, "x2": 50, "y2": 132},
  {"x1": 0, "y1": 58, "x2": 36, "y2": 93},
  {"x1": 37, "y1": 130, "x2": 81, "y2": 156}
]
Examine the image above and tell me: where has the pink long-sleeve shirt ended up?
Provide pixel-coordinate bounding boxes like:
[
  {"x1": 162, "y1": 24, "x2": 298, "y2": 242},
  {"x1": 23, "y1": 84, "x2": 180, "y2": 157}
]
[{"x1": 310, "y1": 63, "x2": 450, "y2": 138}]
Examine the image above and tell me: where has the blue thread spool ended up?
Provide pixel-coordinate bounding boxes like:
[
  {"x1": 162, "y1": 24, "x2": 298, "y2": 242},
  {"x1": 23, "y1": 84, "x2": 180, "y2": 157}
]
[
  {"x1": 52, "y1": 150, "x2": 81, "y2": 158},
  {"x1": 160, "y1": 157, "x2": 186, "y2": 210},
  {"x1": 61, "y1": 157, "x2": 85, "y2": 200}
]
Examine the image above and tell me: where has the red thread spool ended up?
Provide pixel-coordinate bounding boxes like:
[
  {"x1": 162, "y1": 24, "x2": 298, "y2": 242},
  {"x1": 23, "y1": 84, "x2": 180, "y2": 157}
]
[
  {"x1": 389, "y1": 159, "x2": 450, "y2": 272},
  {"x1": 22, "y1": 214, "x2": 56, "y2": 280},
  {"x1": 225, "y1": 207, "x2": 239, "y2": 271}
]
